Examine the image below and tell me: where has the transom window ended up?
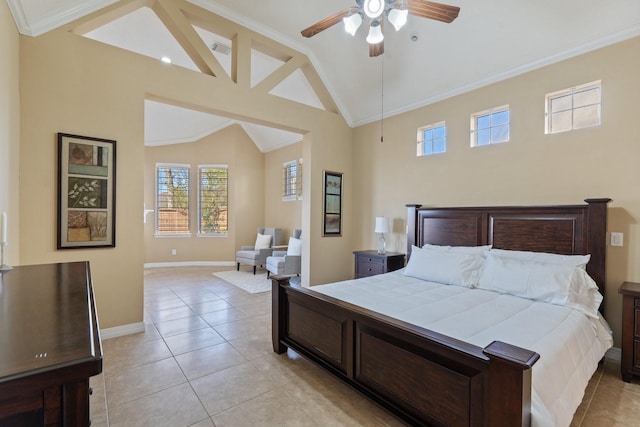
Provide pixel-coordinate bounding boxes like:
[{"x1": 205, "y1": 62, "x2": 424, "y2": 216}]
[
  {"x1": 282, "y1": 159, "x2": 302, "y2": 201},
  {"x1": 471, "y1": 105, "x2": 510, "y2": 147},
  {"x1": 417, "y1": 121, "x2": 446, "y2": 156},
  {"x1": 545, "y1": 81, "x2": 601, "y2": 134},
  {"x1": 198, "y1": 165, "x2": 228, "y2": 235},
  {"x1": 156, "y1": 164, "x2": 190, "y2": 235}
]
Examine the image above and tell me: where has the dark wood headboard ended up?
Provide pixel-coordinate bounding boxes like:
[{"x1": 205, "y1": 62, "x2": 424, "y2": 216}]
[{"x1": 406, "y1": 198, "x2": 611, "y2": 310}]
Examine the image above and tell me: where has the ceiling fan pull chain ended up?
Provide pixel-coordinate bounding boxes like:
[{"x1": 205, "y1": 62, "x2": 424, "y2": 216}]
[{"x1": 380, "y1": 54, "x2": 384, "y2": 143}]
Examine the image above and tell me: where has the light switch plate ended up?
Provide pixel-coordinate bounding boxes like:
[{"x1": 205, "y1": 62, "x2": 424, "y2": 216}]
[{"x1": 611, "y1": 232, "x2": 624, "y2": 247}]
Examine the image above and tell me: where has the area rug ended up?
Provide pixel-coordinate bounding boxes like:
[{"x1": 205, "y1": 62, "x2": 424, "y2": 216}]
[{"x1": 212, "y1": 270, "x2": 271, "y2": 293}]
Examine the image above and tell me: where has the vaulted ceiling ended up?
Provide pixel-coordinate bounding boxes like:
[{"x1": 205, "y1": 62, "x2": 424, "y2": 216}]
[{"x1": 8, "y1": 0, "x2": 640, "y2": 151}]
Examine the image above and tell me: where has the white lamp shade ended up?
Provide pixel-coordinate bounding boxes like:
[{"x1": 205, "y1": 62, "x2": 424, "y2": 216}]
[
  {"x1": 388, "y1": 8, "x2": 408, "y2": 31},
  {"x1": 343, "y1": 13, "x2": 363, "y2": 36},
  {"x1": 374, "y1": 216, "x2": 390, "y2": 233},
  {"x1": 363, "y1": 0, "x2": 384, "y2": 19},
  {"x1": 366, "y1": 21, "x2": 384, "y2": 44}
]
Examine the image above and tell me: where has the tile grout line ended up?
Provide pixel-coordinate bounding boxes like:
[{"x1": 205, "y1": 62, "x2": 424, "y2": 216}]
[{"x1": 153, "y1": 281, "x2": 263, "y2": 426}]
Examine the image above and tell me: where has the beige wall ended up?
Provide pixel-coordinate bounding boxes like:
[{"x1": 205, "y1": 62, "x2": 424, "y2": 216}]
[
  {"x1": 17, "y1": 3, "x2": 353, "y2": 330},
  {"x1": 265, "y1": 142, "x2": 303, "y2": 240},
  {"x1": 305, "y1": 125, "x2": 355, "y2": 285},
  {"x1": 352, "y1": 37, "x2": 640, "y2": 346},
  {"x1": 17, "y1": 1, "x2": 633, "y2": 345},
  {"x1": 19, "y1": 31, "x2": 146, "y2": 330},
  {"x1": 144, "y1": 125, "x2": 265, "y2": 263},
  {"x1": 0, "y1": 2, "x2": 20, "y2": 265}
]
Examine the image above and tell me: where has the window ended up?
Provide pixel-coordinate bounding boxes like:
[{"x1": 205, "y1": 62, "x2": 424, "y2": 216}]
[
  {"x1": 545, "y1": 81, "x2": 601, "y2": 134},
  {"x1": 282, "y1": 159, "x2": 302, "y2": 201},
  {"x1": 198, "y1": 165, "x2": 228, "y2": 235},
  {"x1": 417, "y1": 121, "x2": 446, "y2": 156},
  {"x1": 471, "y1": 105, "x2": 510, "y2": 146},
  {"x1": 156, "y1": 164, "x2": 190, "y2": 235}
]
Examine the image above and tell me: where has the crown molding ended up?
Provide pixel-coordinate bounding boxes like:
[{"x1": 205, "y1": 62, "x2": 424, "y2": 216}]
[
  {"x1": 144, "y1": 118, "x2": 237, "y2": 147},
  {"x1": 7, "y1": 0, "x2": 117, "y2": 36},
  {"x1": 240, "y1": 123, "x2": 303, "y2": 153},
  {"x1": 351, "y1": 25, "x2": 640, "y2": 127}
]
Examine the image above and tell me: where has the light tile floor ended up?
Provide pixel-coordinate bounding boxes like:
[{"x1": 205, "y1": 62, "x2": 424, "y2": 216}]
[{"x1": 89, "y1": 266, "x2": 640, "y2": 426}]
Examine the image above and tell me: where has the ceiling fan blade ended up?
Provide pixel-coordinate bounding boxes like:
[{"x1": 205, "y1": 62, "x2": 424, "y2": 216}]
[
  {"x1": 301, "y1": 8, "x2": 351, "y2": 38},
  {"x1": 369, "y1": 40, "x2": 384, "y2": 57},
  {"x1": 406, "y1": 0, "x2": 460, "y2": 23}
]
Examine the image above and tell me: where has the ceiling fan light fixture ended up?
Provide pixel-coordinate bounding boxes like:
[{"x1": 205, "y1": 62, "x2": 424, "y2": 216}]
[
  {"x1": 363, "y1": 0, "x2": 384, "y2": 19},
  {"x1": 388, "y1": 7, "x2": 408, "y2": 31},
  {"x1": 301, "y1": 0, "x2": 459, "y2": 57},
  {"x1": 343, "y1": 12, "x2": 363, "y2": 36},
  {"x1": 366, "y1": 20, "x2": 384, "y2": 44}
]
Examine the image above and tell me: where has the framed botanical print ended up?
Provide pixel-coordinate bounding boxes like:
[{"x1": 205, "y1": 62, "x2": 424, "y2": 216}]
[
  {"x1": 323, "y1": 170, "x2": 342, "y2": 236},
  {"x1": 57, "y1": 133, "x2": 116, "y2": 249}
]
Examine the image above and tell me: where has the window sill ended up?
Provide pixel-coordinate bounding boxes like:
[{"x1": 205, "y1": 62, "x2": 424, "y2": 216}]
[
  {"x1": 282, "y1": 196, "x2": 302, "y2": 202},
  {"x1": 154, "y1": 233, "x2": 192, "y2": 238}
]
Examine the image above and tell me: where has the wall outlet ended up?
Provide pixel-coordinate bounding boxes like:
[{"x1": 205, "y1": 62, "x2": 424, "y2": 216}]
[
  {"x1": 610, "y1": 232, "x2": 624, "y2": 247},
  {"x1": 171, "y1": 249, "x2": 177, "y2": 255}
]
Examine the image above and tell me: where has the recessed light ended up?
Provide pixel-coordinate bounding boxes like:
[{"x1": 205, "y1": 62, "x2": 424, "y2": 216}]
[{"x1": 161, "y1": 56, "x2": 172, "y2": 64}]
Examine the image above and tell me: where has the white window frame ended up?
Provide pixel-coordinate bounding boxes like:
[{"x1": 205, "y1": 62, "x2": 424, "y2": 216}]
[
  {"x1": 545, "y1": 80, "x2": 601, "y2": 134},
  {"x1": 155, "y1": 163, "x2": 191, "y2": 237},
  {"x1": 282, "y1": 158, "x2": 303, "y2": 202},
  {"x1": 417, "y1": 121, "x2": 446, "y2": 156},
  {"x1": 197, "y1": 164, "x2": 229, "y2": 237},
  {"x1": 470, "y1": 105, "x2": 510, "y2": 147}
]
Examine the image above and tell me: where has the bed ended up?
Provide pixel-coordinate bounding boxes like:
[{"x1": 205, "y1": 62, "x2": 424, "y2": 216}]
[{"x1": 271, "y1": 199, "x2": 612, "y2": 426}]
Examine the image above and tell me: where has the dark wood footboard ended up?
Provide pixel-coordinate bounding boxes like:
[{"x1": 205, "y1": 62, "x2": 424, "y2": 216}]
[{"x1": 272, "y1": 276, "x2": 539, "y2": 426}]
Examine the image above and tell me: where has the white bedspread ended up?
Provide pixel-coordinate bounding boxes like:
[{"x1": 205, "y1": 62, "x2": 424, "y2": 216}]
[{"x1": 311, "y1": 270, "x2": 613, "y2": 427}]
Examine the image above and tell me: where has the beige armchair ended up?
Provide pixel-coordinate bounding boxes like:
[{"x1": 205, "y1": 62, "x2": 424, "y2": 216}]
[
  {"x1": 236, "y1": 227, "x2": 282, "y2": 274},
  {"x1": 266, "y1": 229, "x2": 302, "y2": 278}
]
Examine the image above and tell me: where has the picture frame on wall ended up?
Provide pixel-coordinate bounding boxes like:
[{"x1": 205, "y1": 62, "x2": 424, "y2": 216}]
[
  {"x1": 323, "y1": 170, "x2": 342, "y2": 236},
  {"x1": 57, "y1": 133, "x2": 116, "y2": 249}
]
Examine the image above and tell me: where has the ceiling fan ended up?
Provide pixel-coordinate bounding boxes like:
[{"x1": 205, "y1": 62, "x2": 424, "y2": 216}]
[{"x1": 301, "y1": 0, "x2": 460, "y2": 57}]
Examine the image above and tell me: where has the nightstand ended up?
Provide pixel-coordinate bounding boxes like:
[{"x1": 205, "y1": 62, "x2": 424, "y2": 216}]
[
  {"x1": 619, "y1": 281, "x2": 640, "y2": 382},
  {"x1": 353, "y1": 250, "x2": 405, "y2": 279}
]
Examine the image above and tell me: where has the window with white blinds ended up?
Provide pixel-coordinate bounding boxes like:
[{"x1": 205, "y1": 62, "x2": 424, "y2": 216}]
[
  {"x1": 199, "y1": 165, "x2": 228, "y2": 235},
  {"x1": 282, "y1": 159, "x2": 302, "y2": 201},
  {"x1": 156, "y1": 164, "x2": 190, "y2": 235}
]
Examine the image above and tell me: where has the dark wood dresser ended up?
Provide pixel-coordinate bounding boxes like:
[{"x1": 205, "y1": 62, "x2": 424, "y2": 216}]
[
  {"x1": 619, "y1": 281, "x2": 640, "y2": 382},
  {"x1": 0, "y1": 262, "x2": 103, "y2": 426},
  {"x1": 353, "y1": 250, "x2": 405, "y2": 279}
]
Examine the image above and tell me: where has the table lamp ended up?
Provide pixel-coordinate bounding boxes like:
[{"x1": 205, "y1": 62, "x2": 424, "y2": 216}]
[{"x1": 375, "y1": 216, "x2": 389, "y2": 254}]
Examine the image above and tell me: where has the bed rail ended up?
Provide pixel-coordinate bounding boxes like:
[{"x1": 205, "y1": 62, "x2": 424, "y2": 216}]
[{"x1": 272, "y1": 276, "x2": 539, "y2": 426}]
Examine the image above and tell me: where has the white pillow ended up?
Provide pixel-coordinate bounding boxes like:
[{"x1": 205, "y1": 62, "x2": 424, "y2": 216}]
[
  {"x1": 254, "y1": 233, "x2": 272, "y2": 250},
  {"x1": 565, "y1": 269, "x2": 603, "y2": 319},
  {"x1": 422, "y1": 243, "x2": 492, "y2": 256},
  {"x1": 478, "y1": 254, "x2": 602, "y2": 318},
  {"x1": 287, "y1": 237, "x2": 302, "y2": 256},
  {"x1": 488, "y1": 248, "x2": 590, "y2": 269},
  {"x1": 404, "y1": 246, "x2": 485, "y2": 287}
]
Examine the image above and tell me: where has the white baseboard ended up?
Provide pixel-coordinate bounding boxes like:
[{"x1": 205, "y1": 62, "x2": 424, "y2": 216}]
[
  {"x1": 100, "y1": 322, "x2": 146, "y2": 340},
  {"x1": 605, "y1": 346, "x2": 621, "y2": 361},
  {"x1": 102, "y1": 263, "x2": 234, "y2": 340},
  {"x1": 144, "y1": 261, "x2": 235, "y2": 269}
]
